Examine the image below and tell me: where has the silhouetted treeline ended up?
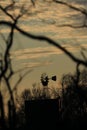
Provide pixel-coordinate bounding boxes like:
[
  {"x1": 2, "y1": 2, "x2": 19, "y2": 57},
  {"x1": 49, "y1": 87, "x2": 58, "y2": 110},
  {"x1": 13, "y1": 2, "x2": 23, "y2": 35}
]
[{"x1": 0, "y1": 68, "x2": 87, "y2": 129}]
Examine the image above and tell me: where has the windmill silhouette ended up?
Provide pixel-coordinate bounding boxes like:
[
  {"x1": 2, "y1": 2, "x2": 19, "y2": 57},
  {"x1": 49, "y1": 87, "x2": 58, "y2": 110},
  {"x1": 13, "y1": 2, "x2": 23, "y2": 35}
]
[
  {"x1": 25, "y1": 73, "x2": 59, "y2": 129},
  {"x1": 40, "y1": 73, "x2": 57, "y2": 98},
  {"x1": 41, "y1": 73, "x2": 57, "y2": 87}
]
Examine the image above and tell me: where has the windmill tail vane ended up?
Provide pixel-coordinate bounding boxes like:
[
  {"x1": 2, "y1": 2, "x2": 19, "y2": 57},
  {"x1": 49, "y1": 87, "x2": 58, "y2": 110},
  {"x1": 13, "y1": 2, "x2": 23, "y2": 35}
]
[
  {"x1": 50, "y1": 76, "x2": 57, "y2": 81},
  {"x1": 40, "y1": 73, "x2": 57, "y2": 86}
]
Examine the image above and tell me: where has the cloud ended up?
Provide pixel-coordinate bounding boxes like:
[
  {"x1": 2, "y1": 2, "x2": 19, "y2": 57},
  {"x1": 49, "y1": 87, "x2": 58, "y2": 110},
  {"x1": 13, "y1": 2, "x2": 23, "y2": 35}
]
[
  {"x1": 11, "y1": 46, "x2": 61, "y2": 60},
  {"x1": 11, "y1": 44, "x2": 87, "y2": 61},
  {"x1": 13, "y1": 60, "x2": 52, "y2": 72},
  {"x1": 22, "y1": 61, "x2": 52, "y2": 68},
  {"x1": 0, "y1": 0, "x2": 87, "y2": 40}
]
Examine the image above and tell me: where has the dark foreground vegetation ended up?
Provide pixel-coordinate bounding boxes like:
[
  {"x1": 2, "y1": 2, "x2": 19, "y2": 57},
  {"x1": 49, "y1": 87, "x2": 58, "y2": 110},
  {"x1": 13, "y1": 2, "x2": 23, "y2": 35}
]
[{"x1": 0, "y1": 69, "x2": 87, "y2": 129}]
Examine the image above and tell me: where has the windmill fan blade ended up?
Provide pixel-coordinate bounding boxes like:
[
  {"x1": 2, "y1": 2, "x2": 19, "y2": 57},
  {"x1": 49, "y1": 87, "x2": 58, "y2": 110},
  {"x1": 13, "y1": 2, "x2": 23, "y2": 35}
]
[{"x1": 52, "y1": 76, "x2": 57, "y2": 81}]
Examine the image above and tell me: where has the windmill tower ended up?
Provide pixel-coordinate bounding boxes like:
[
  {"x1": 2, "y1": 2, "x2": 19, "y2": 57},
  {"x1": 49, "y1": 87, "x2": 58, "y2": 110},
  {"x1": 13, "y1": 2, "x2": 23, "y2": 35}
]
[
  {"x1": 40, "y1": 73, "x2": 57, "y2": 98},
  {"x1": 25, "y1": 73, "x2": 59, "y2": 129}
]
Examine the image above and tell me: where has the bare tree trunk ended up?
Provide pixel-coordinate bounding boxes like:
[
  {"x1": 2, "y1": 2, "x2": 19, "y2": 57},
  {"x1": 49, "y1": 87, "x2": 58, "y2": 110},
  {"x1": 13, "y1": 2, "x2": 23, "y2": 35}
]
[
  {"x1": 8, "y1": 100, "x2": 16, "y2": 128},
  {"x1": 0, "y1": 92, "x2": 6, "y2": 129}
]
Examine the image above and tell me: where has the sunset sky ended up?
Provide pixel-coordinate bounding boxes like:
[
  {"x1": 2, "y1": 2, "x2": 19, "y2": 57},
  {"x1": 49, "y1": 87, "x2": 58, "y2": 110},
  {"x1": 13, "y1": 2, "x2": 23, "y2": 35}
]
[{"x1": 0, "y1": 0, "x2": 87, "y2": 95}]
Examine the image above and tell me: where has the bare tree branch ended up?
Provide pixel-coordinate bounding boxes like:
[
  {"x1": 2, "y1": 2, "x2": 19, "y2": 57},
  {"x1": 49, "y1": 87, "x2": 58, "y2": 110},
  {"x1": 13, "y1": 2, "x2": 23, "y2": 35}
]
[
  {"x1": 15, "y1": 25, "x2": 87, "y2": 67},
  {"x1": 81, "y1": 51, "x2": 87, "y2": 62},
  {"x1": 53, "y1": 0, "x2": 87, "y2": 28},
  {"x1": 53, "y1": 0, "x2": 87, "y2": 15},
  {"x1": 31, "y1": 0, "x2": 35, "y2": 7},
  {"x1": 0, "y1": 21, "x2": 87, "y2": 67},
  {"x1": 12, "y1": 69, "x2": 33, "y2": 92},
  {"x1": 0, "y1": 32, "x2": 7, "y2": 43},
  {"x1": 4, "y1": 0, "x2": 15, "y2": 11},
  {"x1": 57, "y1": 24, "x2": 87, "y2": 28},
  {"x1": 0, "y1": 1, "x2": 87, "y2": 128},
  {"x1": 0, "y1": 5, "x2": 15, "y2": 21}
]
